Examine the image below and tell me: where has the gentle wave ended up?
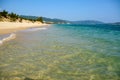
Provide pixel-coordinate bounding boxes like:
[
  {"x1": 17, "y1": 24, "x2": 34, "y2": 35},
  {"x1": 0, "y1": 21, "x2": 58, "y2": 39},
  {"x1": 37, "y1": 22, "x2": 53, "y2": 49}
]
[
  {"x1": 0, "y1": 33, "x2": 16, "y2": 45},
  {"x1": 25, "y1": 27, "x2": 47, "y2": 32}
]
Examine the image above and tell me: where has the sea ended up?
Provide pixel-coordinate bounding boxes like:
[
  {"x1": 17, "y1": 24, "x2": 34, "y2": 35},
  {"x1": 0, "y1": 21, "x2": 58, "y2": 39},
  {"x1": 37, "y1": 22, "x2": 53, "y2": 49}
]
[{"x1": 0, "y1": 24, "x2": 120, "y2": 80}]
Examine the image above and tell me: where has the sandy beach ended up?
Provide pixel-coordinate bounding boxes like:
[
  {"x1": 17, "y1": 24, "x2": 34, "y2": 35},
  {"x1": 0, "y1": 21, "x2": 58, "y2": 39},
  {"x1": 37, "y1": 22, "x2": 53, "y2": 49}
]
[{"x1": 0, "y1": 22, "x2": 48, "y2": 34}]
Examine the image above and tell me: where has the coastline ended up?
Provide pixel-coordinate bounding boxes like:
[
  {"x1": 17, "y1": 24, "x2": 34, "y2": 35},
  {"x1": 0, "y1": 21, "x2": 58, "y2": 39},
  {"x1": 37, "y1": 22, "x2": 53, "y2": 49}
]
[{"x1": 0, "y1": 22, "x2": 49, "y2": 34}]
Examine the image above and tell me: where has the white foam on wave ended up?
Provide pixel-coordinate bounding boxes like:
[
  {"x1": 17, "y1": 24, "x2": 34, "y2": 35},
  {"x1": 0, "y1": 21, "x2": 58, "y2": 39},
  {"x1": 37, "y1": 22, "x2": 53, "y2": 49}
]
[
  {"x1": 26, "y1": 27, "x2": 47, "y2": 32},
  {"x1": 0, "y1": 33, "x2": 16, "y2": 45}
]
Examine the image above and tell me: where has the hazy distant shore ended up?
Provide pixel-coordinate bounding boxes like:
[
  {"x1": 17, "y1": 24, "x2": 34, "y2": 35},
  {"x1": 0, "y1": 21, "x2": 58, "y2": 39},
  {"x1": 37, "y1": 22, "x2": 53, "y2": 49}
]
[{"x1": 0, "y1": 22, "x2": 49, "y2": 34}]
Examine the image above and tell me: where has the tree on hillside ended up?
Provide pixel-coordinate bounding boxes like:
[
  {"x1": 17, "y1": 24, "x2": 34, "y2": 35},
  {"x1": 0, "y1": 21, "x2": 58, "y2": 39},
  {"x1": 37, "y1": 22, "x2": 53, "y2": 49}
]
[
  {"x1": 9, "y1": 12, "x2": 19, "y2": 19},
  {"x1": 9, "y1": 12, "x2": 19, "y2": 21},
  {"x1": 0, "y1": 10, "x2": 8, "y2": 18},
  {"x1": 37, "y1": 17, "x2": 43, "y2": 23},
  {"x1": 19, "y1": 18, "x2": 22, "y2": 22}
]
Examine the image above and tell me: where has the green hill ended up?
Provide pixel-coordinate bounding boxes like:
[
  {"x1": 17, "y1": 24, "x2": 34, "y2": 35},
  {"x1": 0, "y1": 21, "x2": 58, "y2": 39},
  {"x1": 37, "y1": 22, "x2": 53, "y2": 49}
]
[{"x1": 20, "y1": 15, "x2": 70, "y2": 24}]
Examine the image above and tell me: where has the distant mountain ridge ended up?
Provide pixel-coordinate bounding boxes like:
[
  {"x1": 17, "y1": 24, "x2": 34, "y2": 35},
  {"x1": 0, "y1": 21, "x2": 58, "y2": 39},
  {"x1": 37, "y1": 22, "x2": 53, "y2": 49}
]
[
  {"x1": 20, "y1": 15, "x2": 119, "y2": 25},
  {"x1": 20, "y1": 15, "x2": 69, "y2": 24},
  {"x1": 112, "y1": 22, "x2": 120, "y2": 25}
]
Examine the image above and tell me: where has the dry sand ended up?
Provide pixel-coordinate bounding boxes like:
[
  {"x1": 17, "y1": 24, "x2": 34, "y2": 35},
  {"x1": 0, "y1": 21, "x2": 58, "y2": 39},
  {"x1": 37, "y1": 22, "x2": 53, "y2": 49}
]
[{"x1": 0, "y1": 22, "x2": 48, "y2": 34}]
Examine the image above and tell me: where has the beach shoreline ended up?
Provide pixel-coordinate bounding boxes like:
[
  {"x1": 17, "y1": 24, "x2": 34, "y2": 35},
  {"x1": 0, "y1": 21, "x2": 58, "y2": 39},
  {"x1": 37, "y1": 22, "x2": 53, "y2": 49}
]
[{"x1": 0, "y1": 22, "x2": 49, "y2": 34}]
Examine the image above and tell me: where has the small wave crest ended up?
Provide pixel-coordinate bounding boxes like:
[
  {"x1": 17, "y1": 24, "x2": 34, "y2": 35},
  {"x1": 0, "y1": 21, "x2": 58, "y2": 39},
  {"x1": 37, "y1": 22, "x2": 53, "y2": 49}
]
[
  {"x1": 25, "y1": 27, "x2": 47, "y2": 32},
  {"x1": 0, "y1": 33, "x2": 16, "y2": 45}
]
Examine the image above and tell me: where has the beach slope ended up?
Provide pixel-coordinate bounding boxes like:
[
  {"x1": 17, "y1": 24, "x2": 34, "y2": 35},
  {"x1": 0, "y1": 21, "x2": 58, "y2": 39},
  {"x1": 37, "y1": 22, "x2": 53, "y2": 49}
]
[{"x1": 0, "y1": 22, "x2": 48, "y2": 34}]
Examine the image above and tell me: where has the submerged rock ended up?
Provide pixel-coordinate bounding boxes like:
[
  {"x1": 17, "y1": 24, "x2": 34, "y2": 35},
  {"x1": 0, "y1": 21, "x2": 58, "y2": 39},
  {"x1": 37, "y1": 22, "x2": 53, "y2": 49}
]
[{"x1": 24, "y1": 77, "x2": 34, "y2": 80}]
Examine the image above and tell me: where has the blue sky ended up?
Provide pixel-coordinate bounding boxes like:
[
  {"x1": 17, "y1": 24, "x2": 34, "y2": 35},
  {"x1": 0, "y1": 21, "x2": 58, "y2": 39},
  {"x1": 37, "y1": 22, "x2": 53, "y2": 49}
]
[{"x1": 0, "y1": 0, "x2": 120, "y2": 22}]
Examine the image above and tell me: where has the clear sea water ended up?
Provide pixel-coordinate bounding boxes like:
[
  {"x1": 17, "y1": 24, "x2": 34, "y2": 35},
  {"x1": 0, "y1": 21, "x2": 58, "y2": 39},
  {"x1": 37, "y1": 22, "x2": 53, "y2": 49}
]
[{"x1": 0, "y1": 24, "x2": 120, "y2": 80}]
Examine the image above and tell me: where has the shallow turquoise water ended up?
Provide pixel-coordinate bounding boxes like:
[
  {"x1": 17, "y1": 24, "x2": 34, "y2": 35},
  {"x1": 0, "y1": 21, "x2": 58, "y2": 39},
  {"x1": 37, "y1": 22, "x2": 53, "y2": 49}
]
[{"x1": 0, "y1": 24, "x2": 120, "y2": 80}]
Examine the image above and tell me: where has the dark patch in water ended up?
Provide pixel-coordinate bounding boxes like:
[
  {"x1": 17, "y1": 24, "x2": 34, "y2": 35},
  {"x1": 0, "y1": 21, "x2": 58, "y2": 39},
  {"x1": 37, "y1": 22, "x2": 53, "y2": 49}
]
[{"x1": 24, "y1": 77, "x2": 34, "y2": 80}]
